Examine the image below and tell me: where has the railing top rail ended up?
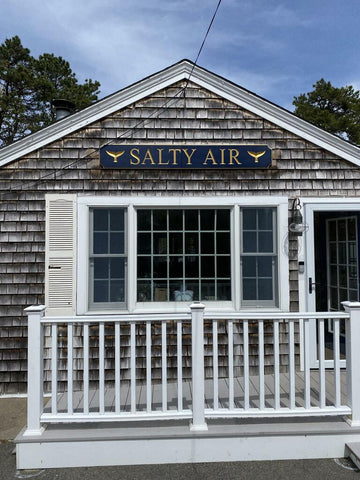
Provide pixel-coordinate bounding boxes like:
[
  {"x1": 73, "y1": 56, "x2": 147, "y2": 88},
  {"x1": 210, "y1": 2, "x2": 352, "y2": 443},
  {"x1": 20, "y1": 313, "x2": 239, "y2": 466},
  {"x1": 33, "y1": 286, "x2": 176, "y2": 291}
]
[
  {"x1": 204, "y1": 311, "x2": 350, "y2": 321},
  {"x1": 41, "y1": 312, "x2": 192, "y2": 324},
  {"x1": 40, "y1": 310, "x2": 350, "y2": 324}
]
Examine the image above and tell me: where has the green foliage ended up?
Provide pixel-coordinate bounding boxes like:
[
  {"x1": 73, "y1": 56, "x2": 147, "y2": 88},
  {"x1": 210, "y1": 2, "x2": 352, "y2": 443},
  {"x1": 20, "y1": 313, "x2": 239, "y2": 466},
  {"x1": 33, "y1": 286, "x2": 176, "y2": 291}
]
[
  {"x1": 293, "y1": 79, "x2": 360, "y2": 145},
  {"x1": 0, "y1": 36, "x2": 100, "y2": 147}
]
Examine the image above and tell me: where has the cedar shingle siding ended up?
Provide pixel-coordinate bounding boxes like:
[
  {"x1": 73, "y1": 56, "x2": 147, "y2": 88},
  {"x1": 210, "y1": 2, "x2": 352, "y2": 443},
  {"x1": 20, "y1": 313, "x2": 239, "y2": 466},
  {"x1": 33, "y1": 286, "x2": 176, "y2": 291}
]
[{"x1": 0, "y1": 80, "x2": 359, "y2": 394}]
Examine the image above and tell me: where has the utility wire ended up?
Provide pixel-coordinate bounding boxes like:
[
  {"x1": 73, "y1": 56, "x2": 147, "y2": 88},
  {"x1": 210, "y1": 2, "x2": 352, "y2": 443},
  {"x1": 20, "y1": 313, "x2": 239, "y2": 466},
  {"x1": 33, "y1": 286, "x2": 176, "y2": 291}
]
[{"x1": 0, "y1": 0, "x2": 223, "y2": 200}]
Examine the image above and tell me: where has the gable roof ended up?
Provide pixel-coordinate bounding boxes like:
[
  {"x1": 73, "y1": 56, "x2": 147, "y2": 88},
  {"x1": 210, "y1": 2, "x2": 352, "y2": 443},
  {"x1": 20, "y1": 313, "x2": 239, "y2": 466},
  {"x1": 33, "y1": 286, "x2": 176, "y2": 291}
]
[{"x1": 0, "y1": 59, "x2": 359, "y2": 167}]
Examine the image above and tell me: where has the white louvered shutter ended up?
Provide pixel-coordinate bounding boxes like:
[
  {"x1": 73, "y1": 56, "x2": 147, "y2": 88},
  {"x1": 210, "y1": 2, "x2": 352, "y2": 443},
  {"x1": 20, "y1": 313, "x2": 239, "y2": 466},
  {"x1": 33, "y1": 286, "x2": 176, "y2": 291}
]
[{"x1": 45, "y1": 194, "x2": 77, "y2": 316}]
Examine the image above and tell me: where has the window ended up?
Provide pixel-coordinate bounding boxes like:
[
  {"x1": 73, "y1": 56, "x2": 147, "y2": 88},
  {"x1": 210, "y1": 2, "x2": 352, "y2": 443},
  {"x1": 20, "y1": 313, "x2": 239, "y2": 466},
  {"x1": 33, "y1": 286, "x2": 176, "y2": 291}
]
[
  {"x1": 75, "y1": 196, "x2": 288, "y2": 314},
  {"x1": 89, "y1": 208, "x2": 127, "y2": 308},
  {"x1": 137, "y1": 209, "x2": 231, "y2": 302},
  {"x1": 241, "y1": 207, "x2": 278, "y2": 307}
]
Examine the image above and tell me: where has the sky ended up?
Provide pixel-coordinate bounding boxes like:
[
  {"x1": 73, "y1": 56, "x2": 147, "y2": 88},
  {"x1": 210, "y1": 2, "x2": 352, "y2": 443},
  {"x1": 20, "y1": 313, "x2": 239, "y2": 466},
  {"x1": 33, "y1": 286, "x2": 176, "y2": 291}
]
[{"x1": 1, "y1": 0, "x2": 359, "y2": 110}]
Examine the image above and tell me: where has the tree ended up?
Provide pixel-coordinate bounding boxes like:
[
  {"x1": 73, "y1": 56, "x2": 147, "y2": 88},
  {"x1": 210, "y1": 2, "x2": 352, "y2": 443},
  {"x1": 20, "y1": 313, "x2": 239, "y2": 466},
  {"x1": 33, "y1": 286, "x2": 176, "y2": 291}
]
[
  {"x1": 293, "y1": 79, "x2": 360, "y2": 145},
  {"x1": 0, "y1": 36, "x2": 100, "y2": 148}
]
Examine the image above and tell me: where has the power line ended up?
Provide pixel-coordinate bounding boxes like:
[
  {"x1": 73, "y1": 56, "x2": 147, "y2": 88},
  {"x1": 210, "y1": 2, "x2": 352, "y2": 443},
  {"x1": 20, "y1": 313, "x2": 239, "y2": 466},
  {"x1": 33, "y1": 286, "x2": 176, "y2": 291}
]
[{"x1": 0, "y1": 0, "x2": 223, "y2": 200}]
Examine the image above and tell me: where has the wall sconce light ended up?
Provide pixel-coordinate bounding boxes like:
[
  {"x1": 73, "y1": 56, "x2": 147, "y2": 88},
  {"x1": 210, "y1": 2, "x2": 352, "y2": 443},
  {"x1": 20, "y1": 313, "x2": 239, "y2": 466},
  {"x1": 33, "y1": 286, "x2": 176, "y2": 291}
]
[{"x1": 289, "y1": 198, "x2": 306, "y2": 236}]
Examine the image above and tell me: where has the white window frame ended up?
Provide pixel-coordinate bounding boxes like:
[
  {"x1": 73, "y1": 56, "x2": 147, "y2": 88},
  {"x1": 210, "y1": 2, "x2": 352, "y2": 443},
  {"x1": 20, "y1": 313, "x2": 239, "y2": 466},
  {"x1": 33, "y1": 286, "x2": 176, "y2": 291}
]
[{"x1": 77, "y1": 196, "x2": 289, "y2": 315}]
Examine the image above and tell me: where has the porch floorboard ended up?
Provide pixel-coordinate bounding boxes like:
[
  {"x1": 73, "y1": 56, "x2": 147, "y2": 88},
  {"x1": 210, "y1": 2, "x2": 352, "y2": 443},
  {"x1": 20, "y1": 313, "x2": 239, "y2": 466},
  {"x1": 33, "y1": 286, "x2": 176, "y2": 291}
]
[{"x1": 44, "y1": 370, "x2": 348, "y2": 415}]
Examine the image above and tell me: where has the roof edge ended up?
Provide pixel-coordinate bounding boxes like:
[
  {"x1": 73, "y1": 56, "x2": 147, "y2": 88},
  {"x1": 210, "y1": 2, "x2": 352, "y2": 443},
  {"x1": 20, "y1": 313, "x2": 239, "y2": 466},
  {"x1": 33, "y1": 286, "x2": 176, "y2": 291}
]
[
  {"x1": 0, "y1": 59, "x2": 359, "y2": 167},
  {"x1": 0, "y1": 60, "x2": 195, "y2": 167}
]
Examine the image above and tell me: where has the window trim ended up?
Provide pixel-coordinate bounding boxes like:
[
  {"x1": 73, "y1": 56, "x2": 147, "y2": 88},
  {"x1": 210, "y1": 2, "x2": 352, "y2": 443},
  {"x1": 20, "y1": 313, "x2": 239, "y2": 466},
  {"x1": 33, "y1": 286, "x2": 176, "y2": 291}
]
[{"x1": 77, "y1": 196, "x2": 289, "y2": 315}]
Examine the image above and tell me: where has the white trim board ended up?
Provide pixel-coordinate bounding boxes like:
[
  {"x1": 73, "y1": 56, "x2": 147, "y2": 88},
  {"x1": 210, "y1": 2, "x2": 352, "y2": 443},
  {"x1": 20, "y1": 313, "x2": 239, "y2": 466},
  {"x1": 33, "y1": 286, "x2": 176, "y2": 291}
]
[
  {"x1": 16, "y1": 423, "x2": 360, "y2": 469},
  {"x1": 1, "y1": 60, "x2": 360, "y2": 168}
]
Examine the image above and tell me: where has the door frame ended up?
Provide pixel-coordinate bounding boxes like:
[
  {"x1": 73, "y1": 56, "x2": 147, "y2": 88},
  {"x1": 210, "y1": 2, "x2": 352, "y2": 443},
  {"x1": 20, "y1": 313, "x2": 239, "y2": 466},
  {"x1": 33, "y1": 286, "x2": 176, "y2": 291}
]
[{"x1": 301, "y1": 198, "x2": 360, "y2": 367}]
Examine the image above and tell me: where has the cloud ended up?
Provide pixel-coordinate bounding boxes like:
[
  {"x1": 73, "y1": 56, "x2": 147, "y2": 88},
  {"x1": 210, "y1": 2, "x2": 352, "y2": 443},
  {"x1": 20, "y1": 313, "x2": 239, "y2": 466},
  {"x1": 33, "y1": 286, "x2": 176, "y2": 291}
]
[
  {"x1": 257, "y1": 4, "x2": 314, "y2": 28},
  {"x1": 1, "y1": 0, "x2": 358, "y2": 110}
]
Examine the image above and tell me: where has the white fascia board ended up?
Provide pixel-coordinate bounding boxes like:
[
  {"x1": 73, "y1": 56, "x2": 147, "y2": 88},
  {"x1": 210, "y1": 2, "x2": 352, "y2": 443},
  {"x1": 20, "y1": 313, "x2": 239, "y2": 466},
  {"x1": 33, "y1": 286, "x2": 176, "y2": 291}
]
[
  {"x1": 188, "y1": 66, "x2": 360, "y2": 166},
  {"x1": 0, "y1": 62, "x2": 193, "y2": 168}
]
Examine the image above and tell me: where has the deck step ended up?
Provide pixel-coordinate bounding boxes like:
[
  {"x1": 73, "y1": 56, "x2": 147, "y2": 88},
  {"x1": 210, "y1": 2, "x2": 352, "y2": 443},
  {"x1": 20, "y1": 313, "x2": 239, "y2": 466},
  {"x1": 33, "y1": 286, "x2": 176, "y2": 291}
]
[{"x1": 346, "y1": 442, "x2": 360, "y2": 469}]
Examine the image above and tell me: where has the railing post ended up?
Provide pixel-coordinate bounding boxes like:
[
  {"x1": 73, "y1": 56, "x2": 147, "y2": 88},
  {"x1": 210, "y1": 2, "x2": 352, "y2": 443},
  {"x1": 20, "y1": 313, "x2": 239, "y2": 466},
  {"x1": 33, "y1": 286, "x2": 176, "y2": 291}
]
[
  {"x1": 189, "y1": 302, "x2": 208, "y2": 431},
  {"x1": 342, "y1": 301, "x2": 360, "y2": 426},
  {"x1": 23, "y1": 305, "x2": 45, "y2": 436}
]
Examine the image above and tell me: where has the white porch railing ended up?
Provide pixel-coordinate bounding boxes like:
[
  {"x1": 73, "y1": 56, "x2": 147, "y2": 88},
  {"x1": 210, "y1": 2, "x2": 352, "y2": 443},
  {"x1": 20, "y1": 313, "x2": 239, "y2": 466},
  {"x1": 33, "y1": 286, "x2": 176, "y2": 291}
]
[{"x1": 24, "y1": 302, "x2": 360, "y2": 436}]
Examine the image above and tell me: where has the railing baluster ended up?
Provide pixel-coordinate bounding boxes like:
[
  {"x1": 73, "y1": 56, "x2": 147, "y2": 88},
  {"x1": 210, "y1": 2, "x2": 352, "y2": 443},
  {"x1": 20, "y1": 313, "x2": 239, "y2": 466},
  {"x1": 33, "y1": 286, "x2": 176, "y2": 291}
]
[
  {"x1": 29, "y1": 310, "x2": 351, "y2": 426},
  {"x1": 303, "y1": 318, "x2": 311, "y2": 409},
  {"x1": 243, "y1": 320, "x2": 249, "y2": 410},
  {"x1": 146, "y1": 321, "x2": 152, "y2": 413},
  {"x1": 318, "y1": 318, "x2": 326, "y2": 408},
  {"x1": 289, "y1": 320, "x2": 295, "y2": 409},
  {"x1": 162, "y1": 320, "x2": 167, "y2": 412},
  {"x1": 67, "y1": 323, "x2": 73, "y2": 415},
  {"x1": 99, "y1": 322, "x2": 105, "y2": 414},
  {"x1": 259, "y1": 320, "x2": 265, "y2": 410},
  {"x1": 213, "y1": 319, "x2": 219, "y2": 411},
  {"x1": 273, "y1": 320, "x2": 280, "y2": 410},
  {"x1": 177, "y1": 320, "x2": 183, "y2": 412},
  {"x1": 83, "y1": 323, "x2": 89, "y2": 415},
  {"x1": 228, "y1": 319, "x2": 234, "y2": 410},
  {"x1": 333, "y1": 317, "x2": 341, "y2": 408},
  {"x1": 51, "y1": 323, "x2": 58, "y2": 415},
  {"x1": 115, "y1": 322, "x2": 120, "y2": 413},
  {"x1": 130, "y1": 322, "x2": 136, "y2": 414}
]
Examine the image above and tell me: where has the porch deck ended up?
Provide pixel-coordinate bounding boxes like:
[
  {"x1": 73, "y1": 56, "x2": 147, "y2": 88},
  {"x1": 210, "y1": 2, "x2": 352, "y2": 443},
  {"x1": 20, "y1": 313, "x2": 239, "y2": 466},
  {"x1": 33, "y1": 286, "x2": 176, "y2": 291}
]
[
  {"x1": 43, "y1": 370, "x2": 348, "y2": 420},
  {"x1": 17, "y1": 304, "x2": 360, "y2": 469}
]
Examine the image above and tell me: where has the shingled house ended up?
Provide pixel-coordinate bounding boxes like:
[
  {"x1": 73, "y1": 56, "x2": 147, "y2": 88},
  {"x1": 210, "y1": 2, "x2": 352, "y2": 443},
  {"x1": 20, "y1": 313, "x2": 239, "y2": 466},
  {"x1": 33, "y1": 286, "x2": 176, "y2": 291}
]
[{"x1": 2, "y1": 60, "x2": 360, "y2": 468}]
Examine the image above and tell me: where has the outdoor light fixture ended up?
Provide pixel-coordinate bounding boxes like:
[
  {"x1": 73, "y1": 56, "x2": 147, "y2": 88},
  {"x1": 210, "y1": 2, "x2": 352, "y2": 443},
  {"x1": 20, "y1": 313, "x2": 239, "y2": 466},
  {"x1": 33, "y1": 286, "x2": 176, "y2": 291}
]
[{"x1": 289, "y1": 198, "x2": 306, "y2": 236}]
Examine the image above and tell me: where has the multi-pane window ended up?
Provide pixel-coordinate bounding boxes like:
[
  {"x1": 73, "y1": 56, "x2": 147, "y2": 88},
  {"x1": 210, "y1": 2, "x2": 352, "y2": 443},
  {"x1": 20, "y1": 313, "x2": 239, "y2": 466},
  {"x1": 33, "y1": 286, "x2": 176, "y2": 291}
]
[
  {"x1": 85, "y1": 204, "x2": 282, "y2": 310},
  {"x1": 90, "y1": 208, "x2": 127, "y2": 307},
  {"x1": 241, "y1": 207, "x2": 278, "y2": 306},
  {"x1": 137, "y1": 209, "x2": 231, "y2": 302}
]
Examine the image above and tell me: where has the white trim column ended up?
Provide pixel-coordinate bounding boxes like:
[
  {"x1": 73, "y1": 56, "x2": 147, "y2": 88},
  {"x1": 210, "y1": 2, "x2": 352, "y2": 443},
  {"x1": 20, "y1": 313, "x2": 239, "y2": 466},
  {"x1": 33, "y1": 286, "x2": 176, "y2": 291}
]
[
  {"x1": 190, "y1": 302, "x2": 208, "y2": 431},
  {"x1": 343, "y1": 301, "x2": 360, "y2": 427},
  {"x1": 24, "y1": 305, "x2": 45, "y2": 436}
]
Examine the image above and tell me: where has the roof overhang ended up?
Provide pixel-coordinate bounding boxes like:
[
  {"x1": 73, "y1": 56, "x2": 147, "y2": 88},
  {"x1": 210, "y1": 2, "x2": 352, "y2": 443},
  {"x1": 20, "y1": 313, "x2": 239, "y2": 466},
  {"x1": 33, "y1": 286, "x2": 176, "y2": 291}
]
[{"x1": 0, "y1": 59, "x2": 359, "y2": 167}]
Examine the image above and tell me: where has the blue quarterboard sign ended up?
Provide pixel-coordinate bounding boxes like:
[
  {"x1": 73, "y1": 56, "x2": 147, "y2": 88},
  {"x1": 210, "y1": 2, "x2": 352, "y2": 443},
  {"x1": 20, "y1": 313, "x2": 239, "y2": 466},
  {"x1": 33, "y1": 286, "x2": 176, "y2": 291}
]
[{"x1": 100, "y1": 145, "x2": 272, "y2": 169}]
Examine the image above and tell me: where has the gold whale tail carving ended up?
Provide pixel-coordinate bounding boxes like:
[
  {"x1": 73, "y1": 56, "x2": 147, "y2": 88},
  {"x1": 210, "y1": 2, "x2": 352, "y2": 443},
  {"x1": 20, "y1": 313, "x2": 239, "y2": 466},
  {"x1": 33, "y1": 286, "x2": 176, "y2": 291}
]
[
  {"x1": 247, "y1": 150, "x2": 266, "y2": 163},
  {"x1": 106, "y1": 150, "x2": 125, "y2": 163}
]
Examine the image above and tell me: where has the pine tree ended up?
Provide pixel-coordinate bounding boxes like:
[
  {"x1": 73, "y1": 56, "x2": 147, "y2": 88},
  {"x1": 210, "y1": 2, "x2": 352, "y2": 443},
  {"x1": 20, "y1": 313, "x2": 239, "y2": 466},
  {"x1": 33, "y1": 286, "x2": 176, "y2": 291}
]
[{"x1": 0, "y1": 36, "x2": 100, "y2": 147}]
